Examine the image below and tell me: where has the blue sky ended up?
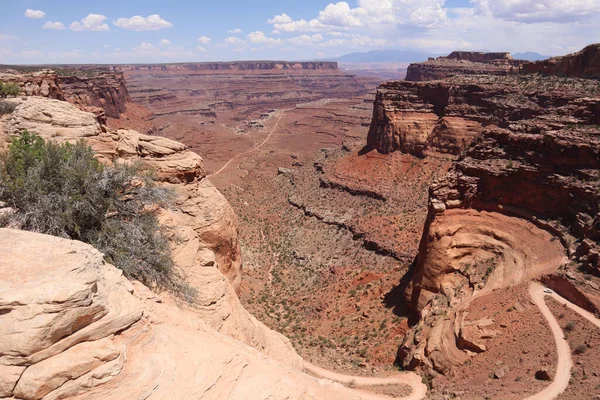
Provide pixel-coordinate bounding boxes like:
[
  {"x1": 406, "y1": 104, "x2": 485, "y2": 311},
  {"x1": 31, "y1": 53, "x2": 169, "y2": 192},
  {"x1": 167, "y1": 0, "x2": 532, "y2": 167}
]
[{"x1": 1, "y1": 0, "x2": 599, "y2": 64}]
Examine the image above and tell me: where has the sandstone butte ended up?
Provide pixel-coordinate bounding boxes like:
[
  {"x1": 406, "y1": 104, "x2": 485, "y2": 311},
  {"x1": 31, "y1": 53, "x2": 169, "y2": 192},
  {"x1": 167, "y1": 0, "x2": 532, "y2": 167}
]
[{"x1": 364, "y1": 46, "x2": 600, "y2": 377}]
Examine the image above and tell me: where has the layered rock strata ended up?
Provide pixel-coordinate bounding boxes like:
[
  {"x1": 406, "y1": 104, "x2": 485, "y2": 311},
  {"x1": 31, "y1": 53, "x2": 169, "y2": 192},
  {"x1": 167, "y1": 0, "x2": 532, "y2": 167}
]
[
  {"x1": 521, "y1": 43, "x2": 600, "y2": 79},
  {"x1": 405, "y1": 51, "x2": 525, "y2": 82},
  {"x1": 396, "y1": 101, "x2": 600, "y2": 373},
  {"x1": 119, "y1": 61, "x2": 339, "y2": 72},
  {"x1": 366, "y1": 74, "x2": 600, "y2": 156},
  {"x1": 58, "y1": 70, "x2": 130, "y2": 119}
]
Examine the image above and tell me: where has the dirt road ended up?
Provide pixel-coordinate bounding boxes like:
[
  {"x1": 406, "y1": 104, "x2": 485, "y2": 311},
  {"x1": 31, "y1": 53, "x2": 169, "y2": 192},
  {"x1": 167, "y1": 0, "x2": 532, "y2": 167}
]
[
  {"x1": 208, "y1": 110, "x2": 286, "y2": 177},
  {"x1": 526, "y1": 282, "x2": 573, "y2": 400},
  {"x1": 303, "y1": 361, "x2": 427, "y2": 400}
]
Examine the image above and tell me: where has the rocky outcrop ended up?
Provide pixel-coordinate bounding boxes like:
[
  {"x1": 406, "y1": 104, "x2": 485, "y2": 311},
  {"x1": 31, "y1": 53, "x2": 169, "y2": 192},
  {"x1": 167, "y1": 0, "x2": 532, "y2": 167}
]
[
  {"x1": 405, "y1": 52, "x2": 525, "y2": 82},
  {"x1": 3, "y1": 98, "x2": 203, "y2": 183},
  {"x1": 521, "y1": 43, "x2": 600, "y2": 79},
  {"x1": 119, "y1": 61, "x2": 339, "y2": 72},
  {"x1": 445, "y1": 52, "x2": 514, "y2": 63},
  {"x1": 0, "y1": 229, "x2": 374, "y2": 400},
  {"x1": 368, "y1": 52, "x2": 600, "y2": 374},
  {"x1": 366, "y1": 74, "x2": 600, "y2": 156},
  {"x1": 0, "y1": 69, "x2": 64, "y2": 99},
  {"x1": 397, "y1": 123, "x2": 599, "y2": 373},
  {"x1": 58, "y1": 71, "x2": 130, "y2": 119}
]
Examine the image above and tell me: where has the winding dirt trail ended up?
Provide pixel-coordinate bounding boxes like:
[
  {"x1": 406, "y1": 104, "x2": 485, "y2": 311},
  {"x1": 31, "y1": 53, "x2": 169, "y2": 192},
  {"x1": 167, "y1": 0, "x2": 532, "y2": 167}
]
[
  {"x1": 526, "y1": 282, "x2": 573, "y2": 400},
  {"x1": 303, "y1": 361, "x2": 427, "y2": 400},
  {"x1": 208, "y1": 110, "x2": 286, "y2": 178}
]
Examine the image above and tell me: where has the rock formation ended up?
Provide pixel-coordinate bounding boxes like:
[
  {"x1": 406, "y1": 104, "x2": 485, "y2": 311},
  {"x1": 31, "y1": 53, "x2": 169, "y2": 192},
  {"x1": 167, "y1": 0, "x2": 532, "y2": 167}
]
[
  {"x1": 366, "y1": 74, "x2": 600, "y2": 156},
  {"x1": 57, "y1": 70, "x2": 130, "y2": 119},
  {"x1": 385, "y1": 75, "x2": 600, "y2": 373},
  {"x1": 521, "y1": 43, "x2": 600, "y2": 79},
  {"x1": 3, "y1": 98, "x2": 203, "y2": 183},
  {"x1": 119, "y1": 61, "x2": 339, "y2": 72},
  {"x1": 405, "y1": 51, "x2": 525, "y2": 82},
  {"x1": 0, "y1": 229, "x2": 378, "y2": 400},
  {"x1": 0, "y1": 69, "x2": 64, "y2": 99}
]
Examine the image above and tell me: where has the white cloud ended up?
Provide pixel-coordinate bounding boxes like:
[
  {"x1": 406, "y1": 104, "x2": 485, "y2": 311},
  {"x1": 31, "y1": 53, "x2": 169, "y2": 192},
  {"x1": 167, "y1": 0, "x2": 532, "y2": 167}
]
[
  {"x1": 227, "y1": 28, "x2": 242, "y2": 34},
  {"x1": 159, "y1": 39, "x2": 172, "y2": 46},
  {"x1": 70, "y1": 14, "x2": 110, "y2": 31},
  {"x1": 268, "y1": 13, "x2": 327, "y2": 33},
  {"x1": 247, "y1": 31, "x2": 283, "y2": 46},
  {"x1": 268, "y1": 1, "x2": 447, "y2": 33},
  {"x1": 197, "y1": 46, "x2": 207, "y2": 52},
  {"x1": 43, "y1": 22, "x2": 66, "y2": 30},
  {"x1": 25, "y1": 9, "x2": 45, "y2": 19},
  {"x1": 198, "y1": 36, "x2": 212, "y2": 44},
  {"x1": 113, "y1": 14, "x2": 173, "y2": 31},
  {"x1": 136, "y1": 42, "x2": 155, "y2": 51},
  {"x1": 287, "y1": 34, "x2": 324, "y2": 46},
  {"x1": 473, "y1": 0, "x2": 600, "y2": 23},
  {"x1": 224, "y1": 36, "x2": 244, "y2": 46}
]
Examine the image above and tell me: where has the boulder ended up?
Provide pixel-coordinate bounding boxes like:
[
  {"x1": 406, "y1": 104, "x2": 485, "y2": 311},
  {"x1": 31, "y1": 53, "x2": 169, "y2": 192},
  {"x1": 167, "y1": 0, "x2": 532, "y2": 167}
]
[{"x1": 535, "y1": 370, "x2": 552, "y2": 381}]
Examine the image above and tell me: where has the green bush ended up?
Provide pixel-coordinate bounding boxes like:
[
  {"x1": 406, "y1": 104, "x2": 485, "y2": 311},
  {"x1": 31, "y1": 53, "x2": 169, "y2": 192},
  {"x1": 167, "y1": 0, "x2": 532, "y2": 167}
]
[
  {"x1": 0, "y1": 131, "x2": 194, "y2": 300},
  {"x1": 0, "y1": 82, "x2": 21, "y2": 97}
]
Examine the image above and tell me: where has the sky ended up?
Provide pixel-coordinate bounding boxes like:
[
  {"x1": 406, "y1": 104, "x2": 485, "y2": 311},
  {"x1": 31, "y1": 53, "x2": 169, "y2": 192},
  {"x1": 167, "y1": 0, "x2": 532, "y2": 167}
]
[{"x1": 0, "y1": 0, "x2": 599, "y2": 64}]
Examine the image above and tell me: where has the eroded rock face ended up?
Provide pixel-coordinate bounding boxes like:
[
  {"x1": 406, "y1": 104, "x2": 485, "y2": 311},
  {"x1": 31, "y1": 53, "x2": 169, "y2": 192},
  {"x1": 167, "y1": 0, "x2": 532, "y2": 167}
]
[
  {"x1": 405, "y1": 52, "x2": 525, "y2": 82},
  {"x1": 58, "y1": 71, "x2": 130, "y2": 119},
  {"x1": 375, "y1": 52, "x2": 600, "y2": 374},
  {"x1": 1, "y1": 97, "x2": 242, "y2": 292},
  {"x1": 397, "y1": 122, "x2": 599, "y2": 373},
  {"x1": 366, "y1": 75, "x2": 600, "y2": 156},
  {"x1": 0, "y1": 69, "x2": 64, "y2": 99},
  {"x1": 521, "y1": 43, "x2": 600, "y2": 79},
  {"x1": 119, "y1": 61, "x2": 339, "y2": 72},
  {"x1": 0, "y1": 229, "x2": 367, "y2": 400},
  {"x1": 0, "y1": 229, "x2": 142, "y2": 399},
  {"x1": 3, "y1": 97, "x2": 204, "y2": 183}
]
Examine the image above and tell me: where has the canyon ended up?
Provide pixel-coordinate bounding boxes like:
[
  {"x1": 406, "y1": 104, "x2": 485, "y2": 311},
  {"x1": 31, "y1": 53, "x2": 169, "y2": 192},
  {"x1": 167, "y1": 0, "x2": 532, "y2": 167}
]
[{"x1": 1, "y1": 43, "x2": 600, "y2": 400}]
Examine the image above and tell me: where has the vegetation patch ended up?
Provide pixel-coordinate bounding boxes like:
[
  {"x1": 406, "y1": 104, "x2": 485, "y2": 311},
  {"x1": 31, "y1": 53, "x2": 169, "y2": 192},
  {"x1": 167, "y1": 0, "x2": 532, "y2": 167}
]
[{"x1": 0, "y1": 130, "x2": 194, "y2": 300}]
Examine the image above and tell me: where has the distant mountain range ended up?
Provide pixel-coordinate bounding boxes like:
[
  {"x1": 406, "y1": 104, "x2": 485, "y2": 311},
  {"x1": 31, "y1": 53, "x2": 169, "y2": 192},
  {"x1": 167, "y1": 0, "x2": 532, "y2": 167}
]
[
  {"x1": 512, "y1": 52, "x2": 552, "y2": 61},
  {"x1": 323, "y1": 50, "x2": 552, "y2": 63},
  {"x1": 324, "y1": 50, "x2": 443, "y2": 63}
]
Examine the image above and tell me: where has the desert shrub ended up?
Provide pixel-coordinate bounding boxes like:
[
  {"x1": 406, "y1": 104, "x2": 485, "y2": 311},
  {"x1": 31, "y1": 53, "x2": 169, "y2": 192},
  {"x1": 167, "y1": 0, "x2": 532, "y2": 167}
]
[
  {"x1": 574, "y1": 344, "x2": 587, "y2": 355},
  {"x1": 0, "y1": 82, "x2": 21, "y2": 97},
  {"x1": 0, "y1": 131, "x2": 194, "y2": 300},
  {"x1": 0, "y1": 100, "x2": 16, "y2": 115},
  {"x1": 565, "y1": 322, "x2": 576, "y2": 332}
]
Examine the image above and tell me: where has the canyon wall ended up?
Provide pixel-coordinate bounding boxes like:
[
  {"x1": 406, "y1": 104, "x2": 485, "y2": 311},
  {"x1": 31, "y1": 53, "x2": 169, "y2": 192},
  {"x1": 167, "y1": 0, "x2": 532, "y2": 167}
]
[
  {"x1": 57, "y1": 70, "x2": 130, "y2": 118},
  {"x1": 521, "y1": 43, "x2": 600, "y2": 79},
  {"x1": 377, "y1": 71, "x2": 600, "y2": 374},
  {"x1": 405, "y1": 51, "x2": 525, "y2": 82},
  {"x1": 118, "y1": 61, "x2": 339, "y2": 72},
  {"x1": 366, "y1": 74, "x2": 600, "y2": 156}
]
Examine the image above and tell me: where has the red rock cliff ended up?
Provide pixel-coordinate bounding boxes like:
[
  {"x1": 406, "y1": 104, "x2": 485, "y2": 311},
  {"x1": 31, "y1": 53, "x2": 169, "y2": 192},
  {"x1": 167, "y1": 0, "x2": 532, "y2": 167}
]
[
  {"x1": 119, "y1": 61, "x2": 339, "y2": 72},
  {"x1": 521, "y1": 43, "x2": 600, "y2": 79},
  {"x1": 392, "y1": 73, "x2": 600, "y2": 374},
  {"x1": 58, "y1": 70, "x2": 130, "y2": 118},
  {"x1": 366, "y1": 74, "x2": 600, "y2": 156},
  {"x1": 406, "y1": 51, "x2": 525, "y2": 82}
]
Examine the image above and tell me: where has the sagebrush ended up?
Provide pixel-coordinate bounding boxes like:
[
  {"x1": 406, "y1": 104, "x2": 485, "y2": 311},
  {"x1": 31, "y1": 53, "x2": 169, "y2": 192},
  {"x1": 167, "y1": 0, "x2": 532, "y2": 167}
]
[
  {"x1": 0, "y1": 82, "x2": 21, "y2": 98},
  {"x1": 0, "y1": 131, "x2": 194, "y2": 300}
]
